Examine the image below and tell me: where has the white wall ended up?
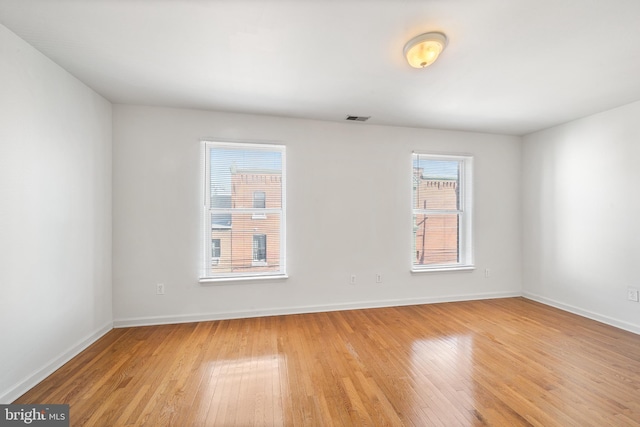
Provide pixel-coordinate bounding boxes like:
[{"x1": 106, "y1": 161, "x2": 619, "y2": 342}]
[
  {"x1": 522, "y1": 101, "x2": 640, "y2": 333},
  {"x1": 113, "y1": 105, "x2": 521, "y2": 325},
  {"x1": 0, "y1": 25, "x2": 112, "y2": 402}
]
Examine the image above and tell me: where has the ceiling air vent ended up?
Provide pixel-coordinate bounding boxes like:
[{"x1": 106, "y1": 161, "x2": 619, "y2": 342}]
[{"x1": 345, "y1": 115, "x2": 371, "y2": 122}]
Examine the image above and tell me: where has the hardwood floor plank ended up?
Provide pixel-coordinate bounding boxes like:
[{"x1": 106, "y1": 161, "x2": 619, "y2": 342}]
[{"x1": 13, "y1": 298, "x2": 640, "y2": 426}]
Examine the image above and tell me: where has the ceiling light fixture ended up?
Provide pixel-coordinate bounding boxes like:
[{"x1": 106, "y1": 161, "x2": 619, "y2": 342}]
[{"x1": 403, "y1": 32, "x2": 448, "y2": 68}]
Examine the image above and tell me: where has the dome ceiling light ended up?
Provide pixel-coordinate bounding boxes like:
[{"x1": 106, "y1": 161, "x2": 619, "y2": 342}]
[{"x1": 403, "y1": 32, "x2": 448, "y2": 68}]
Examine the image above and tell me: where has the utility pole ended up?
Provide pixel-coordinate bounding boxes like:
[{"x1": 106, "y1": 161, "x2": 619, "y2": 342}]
[{"x1": 416, "y1": 200, "x2": 428, "y2": 264}]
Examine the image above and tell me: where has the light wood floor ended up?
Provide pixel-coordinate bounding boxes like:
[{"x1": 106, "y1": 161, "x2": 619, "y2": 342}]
[{"x1": 15, "y1": 298, "x2": 640, "y2": 426}]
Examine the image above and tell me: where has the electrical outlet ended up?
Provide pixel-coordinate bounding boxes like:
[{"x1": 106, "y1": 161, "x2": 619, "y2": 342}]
[
  {"x1": 484, "y1": 268, "x2": 491, "y2": 278},
  {"x1": 156, "y1": 283, "x2": 165, "y2": 295},
  {"x1": 627, "y1": 288, "x2": 639, "y2": 302},
  {"x1": 350, "y1": 274, "x2": 356, "y2": 285},
  {"x1": 376, "y1": 273, "x2": 382, "y2": 283}
]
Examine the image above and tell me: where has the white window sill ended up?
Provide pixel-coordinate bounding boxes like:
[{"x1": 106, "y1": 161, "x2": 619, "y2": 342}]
[
  {"x1": 199, "y1": 274, "x2": 288, "y2": 284},
  {"x1": 411, "y1": 265, "x2": 475, "y2": 273},
  {"x1": 251, "y1": 261, "x2": 267, "y2": 267}
]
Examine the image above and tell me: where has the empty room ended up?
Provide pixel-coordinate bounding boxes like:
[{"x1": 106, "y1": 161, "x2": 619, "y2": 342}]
[{"x1": 1, "y1": 0, "x2": 640, "y2": 425}]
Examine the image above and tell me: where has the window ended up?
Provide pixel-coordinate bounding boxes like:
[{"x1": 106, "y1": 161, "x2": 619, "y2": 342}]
[
  {"x1": 252, "y1": 234, "x2": 267, "y2": 265},
  {"x1": 412, "y1": 153, "x2": 473, "y2": 271},
  {"x1": 251, "y1": 190, "x2": 267, "y2": 219},
  {"x1": 253, "y1": 191, "x2": 266, "y2": 208},
  {"x1": 211, "y1": 239, "x2": 221, "y2": 265},
  {"x1": 202, "y1": 141, "x2": 286, "y2": 280}
]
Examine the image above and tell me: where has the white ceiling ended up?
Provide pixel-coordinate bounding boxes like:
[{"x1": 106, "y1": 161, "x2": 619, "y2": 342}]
[{"x1": 2, "y1": 0, "x2": 640, "y2": 135}]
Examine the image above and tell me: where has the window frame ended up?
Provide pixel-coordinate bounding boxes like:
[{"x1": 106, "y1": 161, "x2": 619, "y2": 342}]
[
  {"x1": 411, "y1": 152, "x2": 474, "y2": 272},
  {"x1": 201, "y1": 140, "x2": 287, "y2": 282}
]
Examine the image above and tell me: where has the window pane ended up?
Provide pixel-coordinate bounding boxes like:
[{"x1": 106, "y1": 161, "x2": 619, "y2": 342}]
[
  {"x1": 413, "y1": 213, "x2": 459, "y2": 265},
  {"x1": 413, "y1": 157, "x2": 460, "y2": 211},
  {"x1": 209, "y1": 212, "x2": 281, "y2": 274},
  {"x1": 210, "y1": 147, "x2": 282, "y2": 208}
]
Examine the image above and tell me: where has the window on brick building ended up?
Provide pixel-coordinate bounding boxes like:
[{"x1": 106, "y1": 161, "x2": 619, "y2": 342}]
[
  {"x1": 253, "y1": 191, "x2": 266, "y2": 208},
  {"x1": 211, "y1": 239, "x2": 221, "y2": 258},
  {"x1": 211, "y1": 239, "x2": 221, "y2": 265},
  {"x1": 252, "y1": 234, "x2": 267, "y2": 264},
  {"x1": 201, "y1": 141, "x2": 286, "y2": 281},
  {"x1": 412, "y1": 153, "x2": 473, "y2": 271}
]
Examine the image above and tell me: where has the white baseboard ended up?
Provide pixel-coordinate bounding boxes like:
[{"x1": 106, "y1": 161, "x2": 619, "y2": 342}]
[
  {"x1": 0, "y1": 322, "x2": 113, "y2": 404},
  {"x1": 523, "y1": 292, "x2": 640, "y2": 335},
  {"x1": 113, "y1": 291, "x2": 522, "y2": 328}
]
